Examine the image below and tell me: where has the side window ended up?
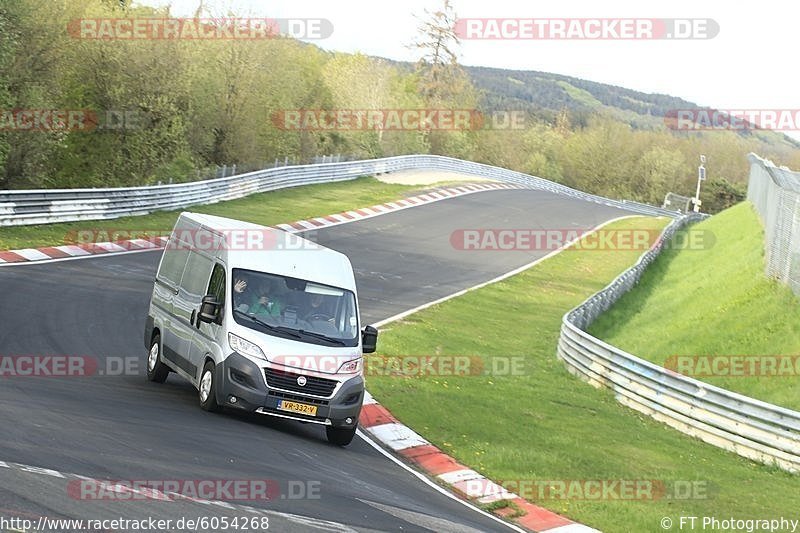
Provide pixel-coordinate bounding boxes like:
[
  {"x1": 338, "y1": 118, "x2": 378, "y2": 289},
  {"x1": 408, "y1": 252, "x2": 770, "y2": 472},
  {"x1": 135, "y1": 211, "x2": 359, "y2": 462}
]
[
  {"x1": 180, "y1": 252, "x2": 213, "y2": 299},
  {"x1": 207, "y1": 263, "x2": 226, "y2": 306},
  {"x1": 157, "y1": 244, "x2": 189, "y2": 285}
]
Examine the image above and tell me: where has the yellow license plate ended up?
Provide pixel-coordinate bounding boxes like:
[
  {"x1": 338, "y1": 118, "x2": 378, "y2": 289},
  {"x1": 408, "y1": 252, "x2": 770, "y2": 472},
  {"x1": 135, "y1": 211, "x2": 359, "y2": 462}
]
[{"x1": 278, "y1": 400, "x2": 317, "y2": 416}]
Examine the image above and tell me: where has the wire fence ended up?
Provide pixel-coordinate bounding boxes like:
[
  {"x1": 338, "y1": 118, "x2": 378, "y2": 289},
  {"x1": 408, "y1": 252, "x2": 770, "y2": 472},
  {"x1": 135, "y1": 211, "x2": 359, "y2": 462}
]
[
  {"x1": 747, "y1": 153, "x2": 800, "y2": 295},
  {"x1": 662, "y1": 192, "x2": 693, "y2": 214}
]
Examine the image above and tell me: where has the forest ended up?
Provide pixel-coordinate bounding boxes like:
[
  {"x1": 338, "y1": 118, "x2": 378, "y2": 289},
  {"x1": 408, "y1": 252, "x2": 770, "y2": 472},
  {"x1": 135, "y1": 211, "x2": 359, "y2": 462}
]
[{"x1": 2, "y1": 0, "x2": 798, "y2": 213}]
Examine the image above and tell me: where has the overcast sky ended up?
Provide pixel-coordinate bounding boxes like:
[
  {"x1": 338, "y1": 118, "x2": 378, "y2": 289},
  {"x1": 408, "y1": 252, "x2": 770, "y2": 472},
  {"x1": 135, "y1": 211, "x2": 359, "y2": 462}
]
[{"x1": 136, "y1": 0, "x2": 799, "y2": 140}]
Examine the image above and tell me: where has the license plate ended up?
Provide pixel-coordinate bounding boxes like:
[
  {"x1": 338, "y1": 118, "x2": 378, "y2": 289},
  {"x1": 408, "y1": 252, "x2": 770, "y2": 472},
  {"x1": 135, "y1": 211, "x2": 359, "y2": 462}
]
[{"x1": 278, "y1": 400, "x2": 318, "y2": 416}]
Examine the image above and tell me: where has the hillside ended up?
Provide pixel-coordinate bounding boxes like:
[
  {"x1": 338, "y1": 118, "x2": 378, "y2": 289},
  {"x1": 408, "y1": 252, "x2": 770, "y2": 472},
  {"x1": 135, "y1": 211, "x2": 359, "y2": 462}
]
[
  {"x1": 464, "y1": 65, "x2": 799, "y2": 149},
  {"x1": 378, "y1": 56, "x2": 799, "y2": 155},
  {"x1": 589, "y1": 202, "x2": 800, "y2": 410}
]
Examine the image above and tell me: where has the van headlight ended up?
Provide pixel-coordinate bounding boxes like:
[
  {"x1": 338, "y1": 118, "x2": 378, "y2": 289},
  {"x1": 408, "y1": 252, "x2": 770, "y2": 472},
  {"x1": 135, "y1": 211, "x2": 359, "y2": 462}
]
[
  {"x1": 338, "y1": 358, "x2": 362, "y2": 374},
  {"x1": 228, "y1": 333, "x2": 266, "y2": 361}
]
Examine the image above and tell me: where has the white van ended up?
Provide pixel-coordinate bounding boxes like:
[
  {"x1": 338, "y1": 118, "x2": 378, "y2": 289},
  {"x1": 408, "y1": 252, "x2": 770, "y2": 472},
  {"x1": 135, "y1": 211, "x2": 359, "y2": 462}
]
[{"x1": 143, "y1": 212, "x2": 377, "y2": 445}]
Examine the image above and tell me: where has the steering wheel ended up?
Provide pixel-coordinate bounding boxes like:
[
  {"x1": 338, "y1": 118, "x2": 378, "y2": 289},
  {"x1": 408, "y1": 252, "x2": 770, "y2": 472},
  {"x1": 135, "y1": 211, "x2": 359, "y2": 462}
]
[{"x1": 306, "y1": 312, "x2": 334, "y2": 323}]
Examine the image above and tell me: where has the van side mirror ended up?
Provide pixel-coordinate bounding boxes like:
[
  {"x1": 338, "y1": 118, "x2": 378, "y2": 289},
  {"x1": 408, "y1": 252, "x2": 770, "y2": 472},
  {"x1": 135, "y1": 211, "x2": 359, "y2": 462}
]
[
  {"x1": 198, "y1": 295, "x2": 222, "y2": 325},
  {"x1": 362, "y1": 325, "x2": 378, "y2": 354}
]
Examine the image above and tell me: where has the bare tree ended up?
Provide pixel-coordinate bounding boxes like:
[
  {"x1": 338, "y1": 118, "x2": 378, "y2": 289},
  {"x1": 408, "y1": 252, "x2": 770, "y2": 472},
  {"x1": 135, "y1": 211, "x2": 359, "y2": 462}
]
[{"x1": 409, "y1": 0, "x2": 469, "y2": 105}]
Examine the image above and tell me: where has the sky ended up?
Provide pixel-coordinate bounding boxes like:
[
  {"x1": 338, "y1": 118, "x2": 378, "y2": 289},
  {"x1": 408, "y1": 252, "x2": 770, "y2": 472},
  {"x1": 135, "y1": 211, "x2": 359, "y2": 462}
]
[{"x1": 136, "y1": 0, "x2": 799, "y2": 140}]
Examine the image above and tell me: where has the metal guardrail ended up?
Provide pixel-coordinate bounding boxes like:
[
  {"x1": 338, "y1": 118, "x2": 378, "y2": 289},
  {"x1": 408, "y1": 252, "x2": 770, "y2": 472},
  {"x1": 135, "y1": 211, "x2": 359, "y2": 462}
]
[
  {"x1": 0, "y1": 155, "x2": 677, "y2": 226},
  {"x1": 558, "y1": 213, "x2": 800, "y2": 473}
]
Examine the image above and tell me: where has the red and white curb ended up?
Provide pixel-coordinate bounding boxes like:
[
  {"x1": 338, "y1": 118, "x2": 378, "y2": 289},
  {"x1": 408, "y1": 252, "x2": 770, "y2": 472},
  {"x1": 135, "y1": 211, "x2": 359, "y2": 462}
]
[
  {"x1": 0, "y1": 239, "x2": 167, "y2": 264},
  {"x1": 0, "y1": 182, "x2": 519, "y2": 265},
  {"x1": 272, "y1": 181, "x2": 516, "y2": 233},
  {"x1": 358, "y1": 391, "x2": 598, "y2": 533}
]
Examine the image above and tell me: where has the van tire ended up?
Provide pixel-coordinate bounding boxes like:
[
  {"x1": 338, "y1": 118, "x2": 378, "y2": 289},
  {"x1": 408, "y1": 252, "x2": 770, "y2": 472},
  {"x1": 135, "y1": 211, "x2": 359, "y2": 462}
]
[
  {"x1": 326, "y1": 425, "x2": 357, "y2": 446},
  {"x1": 199, "y1": 361, "x2": 220, "y2": 412},
  {"x1": 146, "y1": 334, "x2": 169, "y2": 383}
]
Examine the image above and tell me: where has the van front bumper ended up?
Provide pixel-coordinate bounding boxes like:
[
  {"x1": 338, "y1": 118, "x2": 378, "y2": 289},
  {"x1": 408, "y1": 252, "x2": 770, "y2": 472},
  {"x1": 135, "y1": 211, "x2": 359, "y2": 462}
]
[{"x1": 218, "y1": 352, "x2": 363, "y2": 429}]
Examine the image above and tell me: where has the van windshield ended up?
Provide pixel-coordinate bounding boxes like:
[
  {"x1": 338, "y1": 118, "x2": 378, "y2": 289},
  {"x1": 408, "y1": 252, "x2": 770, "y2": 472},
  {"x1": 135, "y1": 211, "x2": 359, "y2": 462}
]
[{"x1": 230, "y1": 268, "x2": 359, "y2": 347}]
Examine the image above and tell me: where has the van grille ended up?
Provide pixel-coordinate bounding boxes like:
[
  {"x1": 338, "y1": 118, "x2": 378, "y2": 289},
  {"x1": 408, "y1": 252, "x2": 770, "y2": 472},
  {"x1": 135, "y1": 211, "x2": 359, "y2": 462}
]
[
  {"x1": 265, "y1": 368, "x2": 337, "y2": 397},
  {"x1": 268, "y1": 390, "x2": 329, "y2": 406}
]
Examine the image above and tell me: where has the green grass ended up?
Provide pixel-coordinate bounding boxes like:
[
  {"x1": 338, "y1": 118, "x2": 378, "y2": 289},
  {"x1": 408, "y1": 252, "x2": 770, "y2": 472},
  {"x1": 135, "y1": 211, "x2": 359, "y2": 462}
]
[
  {"x1": 0, "y1": 176, "x2": 421, "y2": 251},
  {"x1": 590, "y1": 202, "x2": 800, "y2": 411},
  {"x1": 366, "y1": 216, "x2": 798, "y2": 533}
]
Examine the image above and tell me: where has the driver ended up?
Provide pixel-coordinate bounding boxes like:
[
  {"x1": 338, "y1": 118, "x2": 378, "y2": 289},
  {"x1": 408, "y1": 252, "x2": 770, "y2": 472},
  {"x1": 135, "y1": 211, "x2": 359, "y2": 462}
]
[{"x1": 303, "y1": 293, "x2": 332, "y2": 322}]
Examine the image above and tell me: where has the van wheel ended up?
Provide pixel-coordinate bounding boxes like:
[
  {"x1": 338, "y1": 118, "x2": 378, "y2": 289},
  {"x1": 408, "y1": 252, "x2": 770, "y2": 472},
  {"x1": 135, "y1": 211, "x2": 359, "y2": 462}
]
[
  {"x1": 326, "y1": 425, "x2": 357, "y2": 446},
  {"x1": 146, "y1": 334, "x2": 169, "y2": 383},
  {"x1": 199, "y1": 361, "x2": 220, "y2": 412}
]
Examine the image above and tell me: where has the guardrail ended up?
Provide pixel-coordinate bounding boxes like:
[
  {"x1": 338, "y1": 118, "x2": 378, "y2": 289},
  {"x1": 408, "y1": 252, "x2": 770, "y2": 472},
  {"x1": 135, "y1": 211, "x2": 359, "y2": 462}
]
[
  {"x1": 0, "y1": 155, "x2": 677, "y2": 226},
  {"x1": 558, "y1": 213, "x2": 800, "y2": 473}
]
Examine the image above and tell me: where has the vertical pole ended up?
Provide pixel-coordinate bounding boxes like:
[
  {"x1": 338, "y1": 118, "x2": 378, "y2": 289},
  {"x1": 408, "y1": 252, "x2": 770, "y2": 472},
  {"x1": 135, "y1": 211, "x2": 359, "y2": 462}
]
[{"x1": 693, "y1": 155, "x2": 706, "y2": 212}]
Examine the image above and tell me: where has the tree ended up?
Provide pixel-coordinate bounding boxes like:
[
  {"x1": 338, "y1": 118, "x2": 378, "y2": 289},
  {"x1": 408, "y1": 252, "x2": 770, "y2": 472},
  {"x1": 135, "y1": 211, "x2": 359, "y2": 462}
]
[
  {"x1": 0, "y1": 1, "x2": 18, "y2": 186},
  {"x1": 0, "y1": 0, "x2": 73, "y2": 188},
  {"x1": 409, "y1": 0, "x2": 478, "y2": 156},
  {"x1": 323, "y1": 54, "x2": 394, "y2": 157},
  {"x1": 633, "y1": 146, "x2": 687, "y2": 204},
  {"x1": 57, "y1": 1, "x2": 192, "y2": 186},
  {"x1": 410, "y1": 0, "x2": 466, "y2": 105}
]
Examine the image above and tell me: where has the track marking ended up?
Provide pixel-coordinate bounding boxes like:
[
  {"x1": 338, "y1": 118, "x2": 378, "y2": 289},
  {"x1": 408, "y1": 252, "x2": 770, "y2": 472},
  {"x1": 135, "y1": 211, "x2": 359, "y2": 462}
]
[
  {"x1": 356, "y1": 429, "x2": 527, "y2": 533},
  {"x1": 373, "y1": 215, "x2": 641, "y2": 328},
  {"x1": 359, "y1": 499, "x2": 484, "y2": 533},
  {"x1": 0, "y1": 459, "x2": 357, "y2": 532}
]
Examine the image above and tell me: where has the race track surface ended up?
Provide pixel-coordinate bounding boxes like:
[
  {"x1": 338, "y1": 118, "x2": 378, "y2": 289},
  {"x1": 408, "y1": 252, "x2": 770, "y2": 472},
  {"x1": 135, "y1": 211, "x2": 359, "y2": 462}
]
[{"x1": 0, "y1": 189, "x2": 637, "y2": 532}]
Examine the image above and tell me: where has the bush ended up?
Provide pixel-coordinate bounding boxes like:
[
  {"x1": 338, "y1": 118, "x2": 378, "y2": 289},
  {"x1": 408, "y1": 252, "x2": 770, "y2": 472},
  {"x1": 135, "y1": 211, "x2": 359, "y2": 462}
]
[{"x1": 701, "y1": 176, "x2": 746, "y2": 213}]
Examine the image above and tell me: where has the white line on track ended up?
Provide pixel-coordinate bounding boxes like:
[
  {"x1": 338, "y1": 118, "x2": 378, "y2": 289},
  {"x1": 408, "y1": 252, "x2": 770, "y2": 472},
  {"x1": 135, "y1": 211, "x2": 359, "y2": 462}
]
[
  {"x1": 373, "y1": 215, "x2": 641, "y2": 328},
  {"x1": 356, "y1": 429, "x2": 528, "y2": 533}
]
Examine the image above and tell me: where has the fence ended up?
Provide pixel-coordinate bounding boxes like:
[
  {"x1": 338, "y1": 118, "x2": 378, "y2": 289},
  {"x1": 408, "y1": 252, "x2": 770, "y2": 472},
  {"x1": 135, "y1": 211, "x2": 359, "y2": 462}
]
[
  {"x1": 747, "y1": 153, "x2": 800, "y2": 295},
  {"x1": 662, "y1": 191, "x2": 693, "y2": 214},
  {"x1": 557, "y1": 211, "x2": 800, "y2": 472},
  {"x1": 0, "y1": 155, "x2": 677, "y2": 226}
]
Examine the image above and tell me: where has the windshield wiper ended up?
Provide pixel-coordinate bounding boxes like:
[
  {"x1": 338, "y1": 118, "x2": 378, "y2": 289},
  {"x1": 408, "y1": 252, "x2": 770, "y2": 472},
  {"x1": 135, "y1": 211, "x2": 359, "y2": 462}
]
[
  {"x1": 291, "y1": 328, "x2": 347, "y2": 346},
  {"x1": 233, "y1": 310, "x2": 301, "y2": 339},
  {"x1": 233, "y1": 311, "x2": 345, "y2": 345}
]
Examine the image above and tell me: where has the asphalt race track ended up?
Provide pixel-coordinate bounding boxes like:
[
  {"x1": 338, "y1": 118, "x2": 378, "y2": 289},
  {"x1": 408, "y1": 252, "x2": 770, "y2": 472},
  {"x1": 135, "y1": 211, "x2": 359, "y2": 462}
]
[{"x1": 0, "y1": 189, "x2": 639, "y2": 532}]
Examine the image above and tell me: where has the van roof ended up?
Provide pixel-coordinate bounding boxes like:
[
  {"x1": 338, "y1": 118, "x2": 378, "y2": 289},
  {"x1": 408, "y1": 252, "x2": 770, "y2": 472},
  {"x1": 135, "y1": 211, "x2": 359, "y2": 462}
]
[{"x1": 175, "y1": 212, "x2": 357, "y2": 292}]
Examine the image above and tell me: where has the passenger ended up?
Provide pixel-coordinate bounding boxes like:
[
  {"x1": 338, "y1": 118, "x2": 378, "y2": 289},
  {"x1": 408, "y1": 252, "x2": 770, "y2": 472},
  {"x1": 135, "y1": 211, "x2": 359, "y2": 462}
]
[
  {"x1": 232, "y1": 275, "x2": 251, "y2": 311},
  {"x1": 248, "y1": 280, "x2": 283, "y2": 318}
]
